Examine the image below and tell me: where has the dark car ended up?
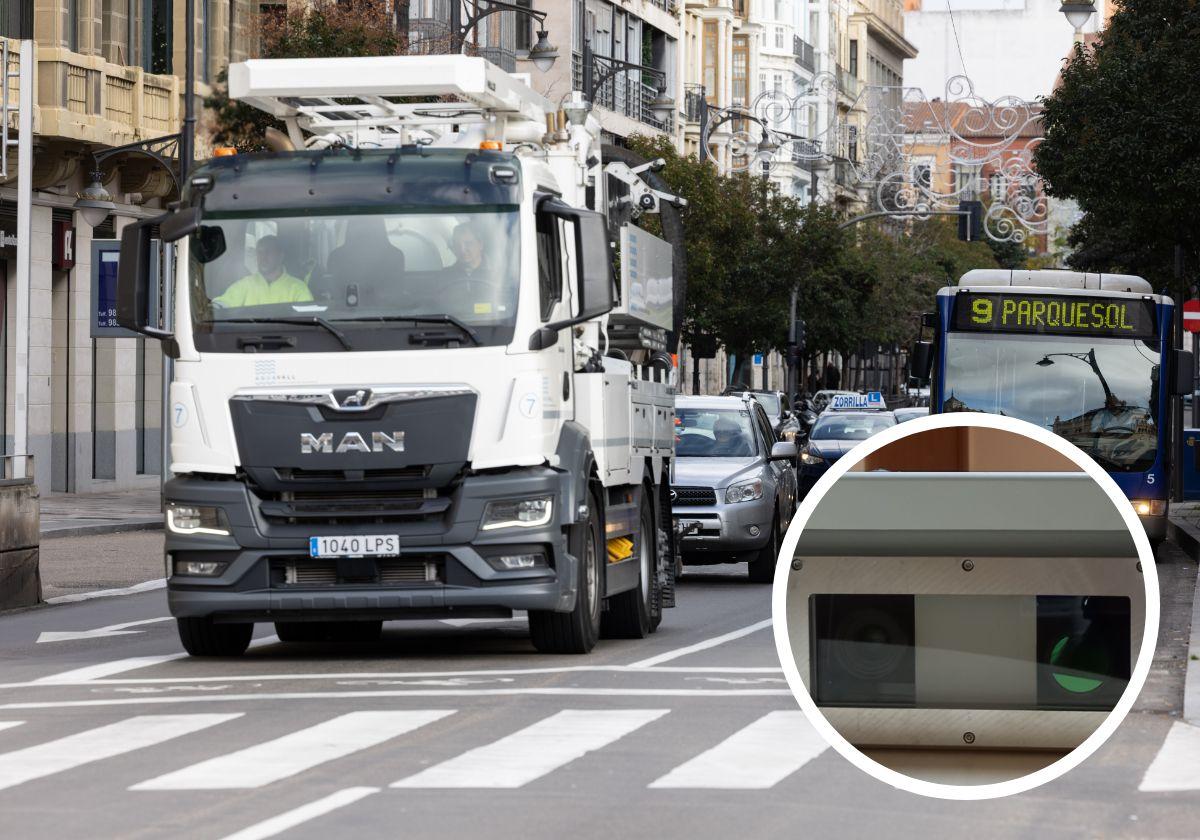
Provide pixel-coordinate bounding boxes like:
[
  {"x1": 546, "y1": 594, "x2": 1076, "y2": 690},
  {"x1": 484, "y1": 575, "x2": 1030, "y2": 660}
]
[
  {"x1": 724, "y1": 389, "x2": 804, "y2": 443},
  {"x1": 672, "y1": 395, "x2": 799, "y2": 583},
  {"x1": 797, "y1": 409, "x2": 897, "y2": 495}
]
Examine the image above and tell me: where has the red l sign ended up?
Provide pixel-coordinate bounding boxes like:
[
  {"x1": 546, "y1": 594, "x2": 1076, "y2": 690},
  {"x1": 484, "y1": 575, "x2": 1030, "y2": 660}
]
[{"x1": 1184, "y1": 299, "x2": 1200, "y2": 333}]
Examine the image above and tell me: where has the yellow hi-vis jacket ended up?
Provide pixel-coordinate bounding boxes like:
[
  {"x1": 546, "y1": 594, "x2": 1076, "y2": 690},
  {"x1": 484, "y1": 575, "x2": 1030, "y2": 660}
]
[{"x1": 214, "y1": 272, "x2": 312, "y2": 308}]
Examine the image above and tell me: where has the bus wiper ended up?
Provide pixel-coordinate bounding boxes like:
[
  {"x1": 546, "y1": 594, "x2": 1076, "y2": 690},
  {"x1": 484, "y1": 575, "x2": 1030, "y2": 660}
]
[
  {"x1": 335, "y1": 315, "x2": 480, "y2": 346},
  {"x1": 221, "y1": 317, "x2": 354, "y2": 350}
]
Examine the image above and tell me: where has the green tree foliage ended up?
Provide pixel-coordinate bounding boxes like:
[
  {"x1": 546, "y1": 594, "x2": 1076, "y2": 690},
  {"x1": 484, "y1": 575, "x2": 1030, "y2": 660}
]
[
  {"x1": 1036, "y1": 0, "x2": 1200, "y2": 292},
  {"x1": 204, "y1": 0, "x2": 405, "y2": 150}
]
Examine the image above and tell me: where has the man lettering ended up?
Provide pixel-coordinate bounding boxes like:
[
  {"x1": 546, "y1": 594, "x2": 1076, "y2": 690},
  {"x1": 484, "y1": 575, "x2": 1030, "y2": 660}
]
[{"x1": 214, "y1": 235, "x2": 312, "y2": 308}]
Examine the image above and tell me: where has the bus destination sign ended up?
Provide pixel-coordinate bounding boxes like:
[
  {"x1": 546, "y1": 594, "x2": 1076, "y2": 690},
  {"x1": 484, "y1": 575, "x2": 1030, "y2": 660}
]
[{"x1": 953, "y1": 292, "x2": 1157, "y2": 339}]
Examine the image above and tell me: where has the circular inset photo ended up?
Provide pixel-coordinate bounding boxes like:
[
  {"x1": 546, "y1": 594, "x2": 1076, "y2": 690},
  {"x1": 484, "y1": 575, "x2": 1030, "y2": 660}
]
[{"x1": 772, "y1": 412, "x2": 1158, "y2": 800}]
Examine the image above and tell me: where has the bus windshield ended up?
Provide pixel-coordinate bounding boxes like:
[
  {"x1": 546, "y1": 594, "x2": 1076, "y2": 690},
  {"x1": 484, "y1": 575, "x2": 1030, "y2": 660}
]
[{"x1": 942, "y1": 332, "x2": 1160, "y2": 472}]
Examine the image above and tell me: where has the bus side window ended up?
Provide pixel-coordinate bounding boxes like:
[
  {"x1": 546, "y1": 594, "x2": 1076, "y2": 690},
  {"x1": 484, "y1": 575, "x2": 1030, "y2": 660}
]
[{"x1": 536, "y1": 210, "x2": 562, "y2": 320}]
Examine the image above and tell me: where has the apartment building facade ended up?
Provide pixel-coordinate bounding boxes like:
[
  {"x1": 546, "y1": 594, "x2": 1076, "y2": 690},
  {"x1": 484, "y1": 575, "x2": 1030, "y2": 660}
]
[{"x1": 2, "y1": 0, "x2": 247, "y2": 494}]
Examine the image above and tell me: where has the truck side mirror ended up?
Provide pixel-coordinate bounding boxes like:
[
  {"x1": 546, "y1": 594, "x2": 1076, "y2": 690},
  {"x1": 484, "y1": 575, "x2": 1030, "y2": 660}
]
[
  {"x1": 909, "y1": 340, "x2": 934, "y2": 383},
  {"x1": 1175, "y1": 349, "x2": 1194, "y2": 396},
  {"x1": 116, "y1": 218, "x2": 171, "y2": 340},
  {"x1": 574, "y1": 211, "x2": 615, "y2": 320}
]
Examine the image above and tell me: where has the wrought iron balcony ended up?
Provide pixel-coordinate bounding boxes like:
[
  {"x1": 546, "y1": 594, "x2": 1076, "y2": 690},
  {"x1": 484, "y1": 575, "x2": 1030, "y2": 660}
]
[
  {"x1": 572, "y1": 50, "x2": 675, "y2": 134},
  {"x1": 836, "y1": 64, "x2": 861, "y2": 99},
  {"x1": 684, "y1": 83, "x2": 706, "y2": 124}
]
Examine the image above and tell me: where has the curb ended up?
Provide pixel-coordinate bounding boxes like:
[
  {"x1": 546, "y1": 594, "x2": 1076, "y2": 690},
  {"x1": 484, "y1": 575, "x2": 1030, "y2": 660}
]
[
  {"x1": 1167, "y1": 514, "x2": 1200, "y2": 725},
  {"x1": 39, "y1": 520, "x2": 163, "y2": 540}
]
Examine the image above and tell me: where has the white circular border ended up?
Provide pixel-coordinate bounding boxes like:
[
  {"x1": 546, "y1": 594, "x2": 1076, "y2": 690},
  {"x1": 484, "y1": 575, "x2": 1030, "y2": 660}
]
[{"x1": 770, "y1": 411, "x2": 1161, "y2": 801}]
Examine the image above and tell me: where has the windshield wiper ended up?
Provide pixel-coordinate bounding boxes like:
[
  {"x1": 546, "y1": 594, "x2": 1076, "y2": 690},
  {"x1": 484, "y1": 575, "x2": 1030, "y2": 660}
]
[
  {"x1": 221, "y1": 317, "x2": 354, "y2": 351},
  {"x1": 334, "y1": 314, "x2": 480, "y2": 346}
]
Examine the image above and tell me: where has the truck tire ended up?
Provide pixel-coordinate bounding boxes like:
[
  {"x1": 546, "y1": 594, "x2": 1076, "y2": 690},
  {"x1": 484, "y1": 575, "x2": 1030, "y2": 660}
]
[
  {"x1": 177, "y1": 617, "x2": 253, "y2": 657},
  {"x1": 601, "y1": 491, "x2": 656, "y2": 639},
  {"x1": 748, "y1": 516, "x2": 779, "y2": 584},
  {"x1": 529, "y1": 489, "x2": 603, "y2": 654}
]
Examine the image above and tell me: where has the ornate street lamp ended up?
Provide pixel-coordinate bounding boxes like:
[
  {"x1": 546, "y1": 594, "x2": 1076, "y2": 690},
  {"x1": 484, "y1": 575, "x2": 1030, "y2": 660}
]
[
  {"x1": 580, "y1": 40, "x2": 674, "y2": 124},
  {"x1": 73, "y1": 135, "x2": 182, "y2": 227},
  {"x1": 1059, "y1": 2, "x2": 1097, "y2": 32},
  {"x1": 450, "y1": 0, "x2": 558, "y2": 71}
]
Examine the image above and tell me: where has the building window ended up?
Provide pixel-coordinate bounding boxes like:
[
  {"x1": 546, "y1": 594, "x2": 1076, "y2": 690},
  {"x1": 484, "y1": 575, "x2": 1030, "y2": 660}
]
[
  {"x1": 702, "y1": 21, "x2": 718, "y2": 101},
  {"x1": 849, "y1": 39, "x2": 858, "y2": 76},
  {"x1": 774, "y1": 26, "x2": 784, "y2": 49},
  {"x1": 68, "y1": 0, "x2": 80, "y2": 50},
  {"x1": 515, "y1": 0, "x2": 532, "y2": 51},
  {"x1": 989, "y1": 172, "x2": 1007, "y2": 201},
  {"x1": 732, "y1": 35, "x2": 748, "y2": 107},
  {"x1": 201, "y1": 0, "x2": 211, "y2": 82},
  {"x1": 144, "y1": 0, "x2": 172, "y2": 74}
]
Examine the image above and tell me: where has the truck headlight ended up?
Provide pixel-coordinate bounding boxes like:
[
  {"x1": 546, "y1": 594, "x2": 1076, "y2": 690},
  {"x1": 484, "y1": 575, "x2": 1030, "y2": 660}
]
[
  {"x1": 481, "y1": 496, "x2": 554, "y2": 530},
  {"x1": 799, "y1": 450, "x2": 824, "y2": 465},
  {"x1": 1132, "y1": 499, "x2": 1166, "y2": 517},
  {"x1": 166, "y1": 504, "x2": 231, "y2": 536},
  {"x1": 725, "y1": 478, "x2": 763, "y2": 504}
]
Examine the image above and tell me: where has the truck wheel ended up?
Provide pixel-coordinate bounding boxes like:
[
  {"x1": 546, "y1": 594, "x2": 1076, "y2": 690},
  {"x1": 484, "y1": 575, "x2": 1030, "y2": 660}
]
[
  {"x1": 601, "y1": 491, "x2": 656, "y2": 639},
  {"x1": 748, "y1": 517, "x2": 779, "y2": 584},
  {"x1": 177, "y1": 617, "x2": 253, "y2": 657},
  {"x1": 529, "y1": 489, "x2": 602, "y2": 654}
]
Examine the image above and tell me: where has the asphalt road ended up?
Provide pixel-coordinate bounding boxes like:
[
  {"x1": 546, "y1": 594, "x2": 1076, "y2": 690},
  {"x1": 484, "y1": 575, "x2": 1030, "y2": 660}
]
[{"x1": 0, "y1": 539, "x2": 1196, "y2": 839}]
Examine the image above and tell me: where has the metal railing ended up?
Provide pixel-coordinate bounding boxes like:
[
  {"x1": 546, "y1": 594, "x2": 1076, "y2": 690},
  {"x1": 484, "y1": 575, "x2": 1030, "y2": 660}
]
[
  {"x1": 837, "y1": 64, "x2": 861, "y2": 99},
  {"x1": 572, "y1": 51, "x2": 674, "y2": 134},
  {"x1": 684, "y1": 83, "x2": 705, "y2": 124},
  {"x1": 793, "y1": 35, "x2": 815, "y2": 73}
]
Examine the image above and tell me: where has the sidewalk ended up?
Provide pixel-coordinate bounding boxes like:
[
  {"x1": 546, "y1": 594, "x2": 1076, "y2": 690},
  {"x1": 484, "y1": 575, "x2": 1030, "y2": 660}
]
[
  {"x1": 40, "y1": 488, "x2": 163, "y2": 539},
  {"x1": 1168, "y1": 502, "x2": 1200, "y2": 724}
]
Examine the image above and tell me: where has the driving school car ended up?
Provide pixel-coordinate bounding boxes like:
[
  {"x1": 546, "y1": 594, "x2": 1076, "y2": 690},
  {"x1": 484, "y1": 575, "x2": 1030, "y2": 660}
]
[{"x1": 798, "y1": 393, "x2": 896, "y2": 495}]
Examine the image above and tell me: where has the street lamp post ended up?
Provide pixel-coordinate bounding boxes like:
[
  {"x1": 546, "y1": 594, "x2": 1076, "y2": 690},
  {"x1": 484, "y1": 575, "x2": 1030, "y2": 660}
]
[
  {"x1": 449, "y1": 0, "x2": 559, "y2": 71},
  {"x1": 74, "y1": 136, "x2": 183, "y2": 227},
  {"x1": 695, "y1": 90, "x2": 779, "y2": 167}
]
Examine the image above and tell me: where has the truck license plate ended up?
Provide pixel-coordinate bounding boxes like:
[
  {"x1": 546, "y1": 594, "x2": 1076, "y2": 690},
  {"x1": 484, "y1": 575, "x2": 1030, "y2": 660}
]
[{"x1": 309, "y1": 534, "x2": 400, "y2": 558}]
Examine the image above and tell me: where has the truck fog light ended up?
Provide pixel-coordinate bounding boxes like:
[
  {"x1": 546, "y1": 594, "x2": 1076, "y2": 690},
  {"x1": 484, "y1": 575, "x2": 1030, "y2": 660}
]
[
  {"x1": 481, "y1": 496, "x2": 553, "y2": 530},
  {"x1": 167, "y1": 503, "x2": 231, "y2": 536},
  {"x1": 748, "y1": 525, "x2": 761, "y2": 537},
  {"x1": 482, "y1": 549, "x2": 549, "y2": 571},
  {"x1": 173, "y1": 559, "x2": 228, "y2": 576}
]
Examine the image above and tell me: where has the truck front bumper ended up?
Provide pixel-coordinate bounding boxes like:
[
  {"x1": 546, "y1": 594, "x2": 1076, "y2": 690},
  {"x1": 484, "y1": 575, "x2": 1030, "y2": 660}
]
[{"x1": 163, "y1": 470, "x2": 576, "y2": 622}]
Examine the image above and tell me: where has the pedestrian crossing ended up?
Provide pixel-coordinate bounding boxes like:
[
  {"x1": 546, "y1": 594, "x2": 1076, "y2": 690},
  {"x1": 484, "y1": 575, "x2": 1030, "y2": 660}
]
[{"x1": 0, "y1": 708, "x2": 1198, "y2": 798}]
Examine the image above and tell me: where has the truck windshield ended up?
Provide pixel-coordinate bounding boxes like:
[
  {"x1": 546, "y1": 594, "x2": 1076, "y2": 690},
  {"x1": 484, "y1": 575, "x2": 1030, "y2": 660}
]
[
  {"x1": 942, "y1": 332, "x2": 1160, "y2": 472},
  {"x1": 188, "y1": 208, "x2": 519, "y2": 351}
]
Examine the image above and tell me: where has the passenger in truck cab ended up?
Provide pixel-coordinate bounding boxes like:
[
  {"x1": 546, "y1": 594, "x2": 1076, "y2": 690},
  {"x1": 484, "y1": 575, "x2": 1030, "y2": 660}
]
[
  {"x1": 213, "y1": 235, "x2": 313, "y2": 308},
  {"x1": 448, "y1": 221, "x2": 509, "y2": 316}
]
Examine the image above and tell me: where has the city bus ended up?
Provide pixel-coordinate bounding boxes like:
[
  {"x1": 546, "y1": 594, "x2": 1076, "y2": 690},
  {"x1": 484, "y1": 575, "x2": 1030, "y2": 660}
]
[{"x1": 912, "y1": 269, "x2": 1193, "y2": 546}]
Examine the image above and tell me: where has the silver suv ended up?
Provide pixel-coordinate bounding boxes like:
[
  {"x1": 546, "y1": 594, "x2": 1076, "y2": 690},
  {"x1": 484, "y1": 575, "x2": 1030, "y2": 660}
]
[{"x1": 671, "y1": 395, "x2": 799, "y2": 582}]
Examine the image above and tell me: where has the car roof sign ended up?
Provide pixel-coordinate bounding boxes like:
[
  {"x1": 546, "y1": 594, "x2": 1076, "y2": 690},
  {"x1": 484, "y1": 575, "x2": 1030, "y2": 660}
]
[{"x1": 829, "y1": 391, "x2": 886, "y2": 411}]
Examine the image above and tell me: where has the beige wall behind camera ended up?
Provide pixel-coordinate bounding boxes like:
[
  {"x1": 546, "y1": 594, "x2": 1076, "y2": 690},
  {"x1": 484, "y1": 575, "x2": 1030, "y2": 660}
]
[{"x1": 852, "y1": 427, "x2": 1081, "y2": 473}]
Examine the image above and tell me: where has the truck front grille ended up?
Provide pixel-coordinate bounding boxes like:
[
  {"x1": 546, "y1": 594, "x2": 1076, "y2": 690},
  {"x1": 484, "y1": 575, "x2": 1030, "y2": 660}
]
[
  {"x1": 273, "y1": 557, "x2": 442, "y2": 587},
  {"x1": 671, "y1": 486, "x2": 717, "y2": 506}
]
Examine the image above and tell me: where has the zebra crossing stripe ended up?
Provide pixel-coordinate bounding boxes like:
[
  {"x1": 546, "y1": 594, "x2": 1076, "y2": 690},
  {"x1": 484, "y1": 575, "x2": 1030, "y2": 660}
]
[
  {"x1": 131, "y1": 711, "x2": 454, "y2": 790},
  {"x1": 218, "y1": 787, "x2": 381, "y2": 840},
  {"x1": 1138, "y1": 720, "x2": 1200, "y2": 792},
  {"x1": 391, "y1": 709, "x2": 669, "y2": 789},
  {"x1": 649, "y1": 711, "x2": 829, "y2": 789},
  {"x1": 0, "y1": 714, "x2": 241, "y2": 792}
]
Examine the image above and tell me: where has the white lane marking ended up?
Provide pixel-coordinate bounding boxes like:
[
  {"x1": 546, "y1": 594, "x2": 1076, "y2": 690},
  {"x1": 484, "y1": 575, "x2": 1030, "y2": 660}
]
[
  {"x1": 0, "y1": 722, "x2": 23, "y2": 734},
  {"x1": 1139, "y1": 721, "x2": 1200, "y2": 792},
  {"x1": 30, "y1": 634, "x2": 280, "y2": 685},
  {"x1": 44, "y1": 578, "x2": 166, "y2": 605},
  {"x1": 392, "y1": 709, "x2": 668, "y2": 789},
  {"x1": 37, "y1": 617, "x2": 173, "y2": 644},
  {"x1": 649, "y1": 711, "x2": 828, "y2": 789},
  {"x1": 1, "y1": 689, "x2": 791, "y2": 711},
  {"x1": 628, "y1": 619, "x2": 774, "y2": 668},
  {"x1": 218, "y1": 787, "x2": 380, "y2": 840},
  {"x1": 0, "y1": 714, "x2": 240, "y2": 792},
  {"x1": 2, "y1": 665, "x2": 781, "y2": 690},
  {"x1": 132, "y1": 710, "x2": 454, "y2": 790}
]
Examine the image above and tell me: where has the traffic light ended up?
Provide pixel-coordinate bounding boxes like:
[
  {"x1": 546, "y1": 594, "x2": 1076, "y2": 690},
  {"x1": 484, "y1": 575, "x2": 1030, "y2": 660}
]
[
  {"x1": 794, "y1": 319, "x2": 806, "y2": 353},
  {"x1": 958, "y1": 200, "x2": 983, "y2": 242}
]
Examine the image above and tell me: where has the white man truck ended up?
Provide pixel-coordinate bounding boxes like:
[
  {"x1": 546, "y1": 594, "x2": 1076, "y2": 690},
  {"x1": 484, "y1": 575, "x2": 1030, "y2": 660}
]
[{"x1": 115, "y1": 55, "x2": 683, "y2": 655}]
